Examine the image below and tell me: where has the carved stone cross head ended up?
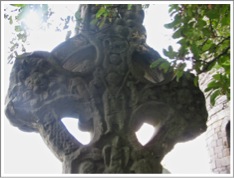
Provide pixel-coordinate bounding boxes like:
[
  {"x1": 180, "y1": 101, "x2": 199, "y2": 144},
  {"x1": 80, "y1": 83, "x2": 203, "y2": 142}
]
[{"x1": 5, "y1": 4, "x2": 208, "y2": 173}]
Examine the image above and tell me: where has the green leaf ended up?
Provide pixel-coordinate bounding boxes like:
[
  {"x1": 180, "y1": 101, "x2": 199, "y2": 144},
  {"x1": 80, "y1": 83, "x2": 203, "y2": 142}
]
[
  {"x1": 169, "y1": 4, "x2": 179, "y2": 13},
  {"x1": 10, "y1": 4, "x2": 26, "y2": 8},
  {"x1": 164, "y1": 21, "x2": 176, "y2": 29},
  {"x1": 9, "y1": 16, "x2": 13, "y2": 25},
  {"x1": 150, "y1": 58, "x2": 165, "y2": 68},
  {"x1": 205, "y1": 80, "x2": 220, "y2": 92},
  {"x1": 194, "y1": 76, "x2": 199, "y2": 87},
  {"x1": 210, "y1": 89, "x2": 220, "y2": 106},
  {"x1": 178, "y1": 46, "x2": 189, "y2": 57},
  {"x1": 222, "y1": 61, "x2": 230, "y2": 68},
  {"x1": 159, "y1": 61, "x2": 170, "y2": 73},
  {"x1": 96, "y1": 6, "x2": 106, "y2": 18},
  {"x1": 175, "y1": 69, "x2": 184, "y2": 82},
  {"x1": 163, "y1": 46, "x2": 177, "y2": 59},
  {"x1": 191, "y1": 44, "x2": 200, "y2": 59},
  {"x1": 202, "y1": 28, "x2": 211, "y2": 37},
  {"x1": 202, "y1": 40, "x2": 213, "y2": 51},
  {"x1": 212, "y1": 73, "x2": 221, "y2": 80},
  {"x1": 212, "y1": 63, "x2": 222, "y2": 70},
  {"x1": 15, "y1": 25, "x2": 23, "y2": 32},
  {"x1": 127, "y1": 4, "x2": 133, "y2": 10},
  {"x1": 168, "y1": 45, "x2": 173, "y2": 52},
  {"x1": 172, "y1": 28, "x2": 182, "y2": 39},
  {"x1": 177, "y1": 38, "x2": 187, "y2": 46},
  {"x1": 218, "y1": 55, "x2": 229, "y2": 66},
  {"x1": 221, "y1": 16, "x2": 230, "y2": 26},
  {"x1": 197, "y1": 19, "x2": 207, "y2": 27},
  {"x1": 206, "y1": 10, "x2": 220, "y2": 19},
  {"x1": 187, "y1": 8, "x2": 192, "y2": 17},
  {"x1": 164, "y1": 14, "x2": 181, "y2": 29},
  {"x1": 99, "y1": 17, "x2": 106, "y2": 28}
]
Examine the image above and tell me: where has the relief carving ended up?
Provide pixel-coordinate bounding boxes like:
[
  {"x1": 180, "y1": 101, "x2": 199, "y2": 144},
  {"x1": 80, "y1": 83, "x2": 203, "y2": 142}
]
[{"x1": 5, "y1": 4, "x2": 208, "y2": 173}]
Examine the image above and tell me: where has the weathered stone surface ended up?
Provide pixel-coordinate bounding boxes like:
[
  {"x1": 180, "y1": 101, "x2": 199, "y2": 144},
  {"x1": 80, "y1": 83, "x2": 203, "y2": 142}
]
[
  {"x1": 5, "y1": 5, "x2": 208, "y2": 173},
  {"x1": 200, "y1": 72, "x2": 230, "y2": 174}
]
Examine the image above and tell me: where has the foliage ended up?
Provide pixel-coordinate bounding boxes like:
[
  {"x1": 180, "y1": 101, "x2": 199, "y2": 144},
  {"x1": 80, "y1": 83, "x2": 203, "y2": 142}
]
[
  {"x1": 89, "y1": 4, "x2": 149, "y2": 28},
  {"x1": 4, "y1": 4, "x2": 75, "y2": 63},
  {"x1": 4, "y1": 4, "x2": 53, "y2": 63},
  {"x1": 92, "y1": 4, "x2": 121, "y2": 28},
  {"x1": 151, "y1": 4, "x2": 230, "y2": 105}
]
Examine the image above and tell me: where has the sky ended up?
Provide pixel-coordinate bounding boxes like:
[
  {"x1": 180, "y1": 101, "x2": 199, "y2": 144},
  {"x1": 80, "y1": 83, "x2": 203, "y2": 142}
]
[{"x1": 2, "y1": 2, "x2": 213, "y2": 175}]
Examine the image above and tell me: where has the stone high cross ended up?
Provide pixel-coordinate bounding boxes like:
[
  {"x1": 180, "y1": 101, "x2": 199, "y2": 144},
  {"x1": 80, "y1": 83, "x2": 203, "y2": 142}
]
[{"x1": 5, "y1": 5, "x2": 208, "y2": 173}]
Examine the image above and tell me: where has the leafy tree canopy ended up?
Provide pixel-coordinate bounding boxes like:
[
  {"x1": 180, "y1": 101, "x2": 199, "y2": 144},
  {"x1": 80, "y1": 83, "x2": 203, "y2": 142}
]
[
  {"x1": 4, "y1": 4, "x2": 231, "y2": 106},
  {"x1": 160, "y1": 4, "x2": 230, "y2": 106}
]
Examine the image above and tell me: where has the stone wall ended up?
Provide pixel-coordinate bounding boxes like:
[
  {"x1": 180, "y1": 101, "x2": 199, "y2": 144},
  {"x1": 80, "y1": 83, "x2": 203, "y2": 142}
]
[{"x1": 199, "y1": 72, "x2": 230, "y2": 174}]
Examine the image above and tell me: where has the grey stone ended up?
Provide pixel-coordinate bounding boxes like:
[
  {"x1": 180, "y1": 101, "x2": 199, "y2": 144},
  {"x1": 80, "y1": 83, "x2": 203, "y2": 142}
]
[{"x1": 5, "y1": 5, "x2": 208, "y2": 174}]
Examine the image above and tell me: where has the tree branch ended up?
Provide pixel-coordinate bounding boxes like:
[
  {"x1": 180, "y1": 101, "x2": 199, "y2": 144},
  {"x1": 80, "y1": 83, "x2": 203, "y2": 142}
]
[{"x1": 198, "y1": 46, "x2": 230, "y2": 74}]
